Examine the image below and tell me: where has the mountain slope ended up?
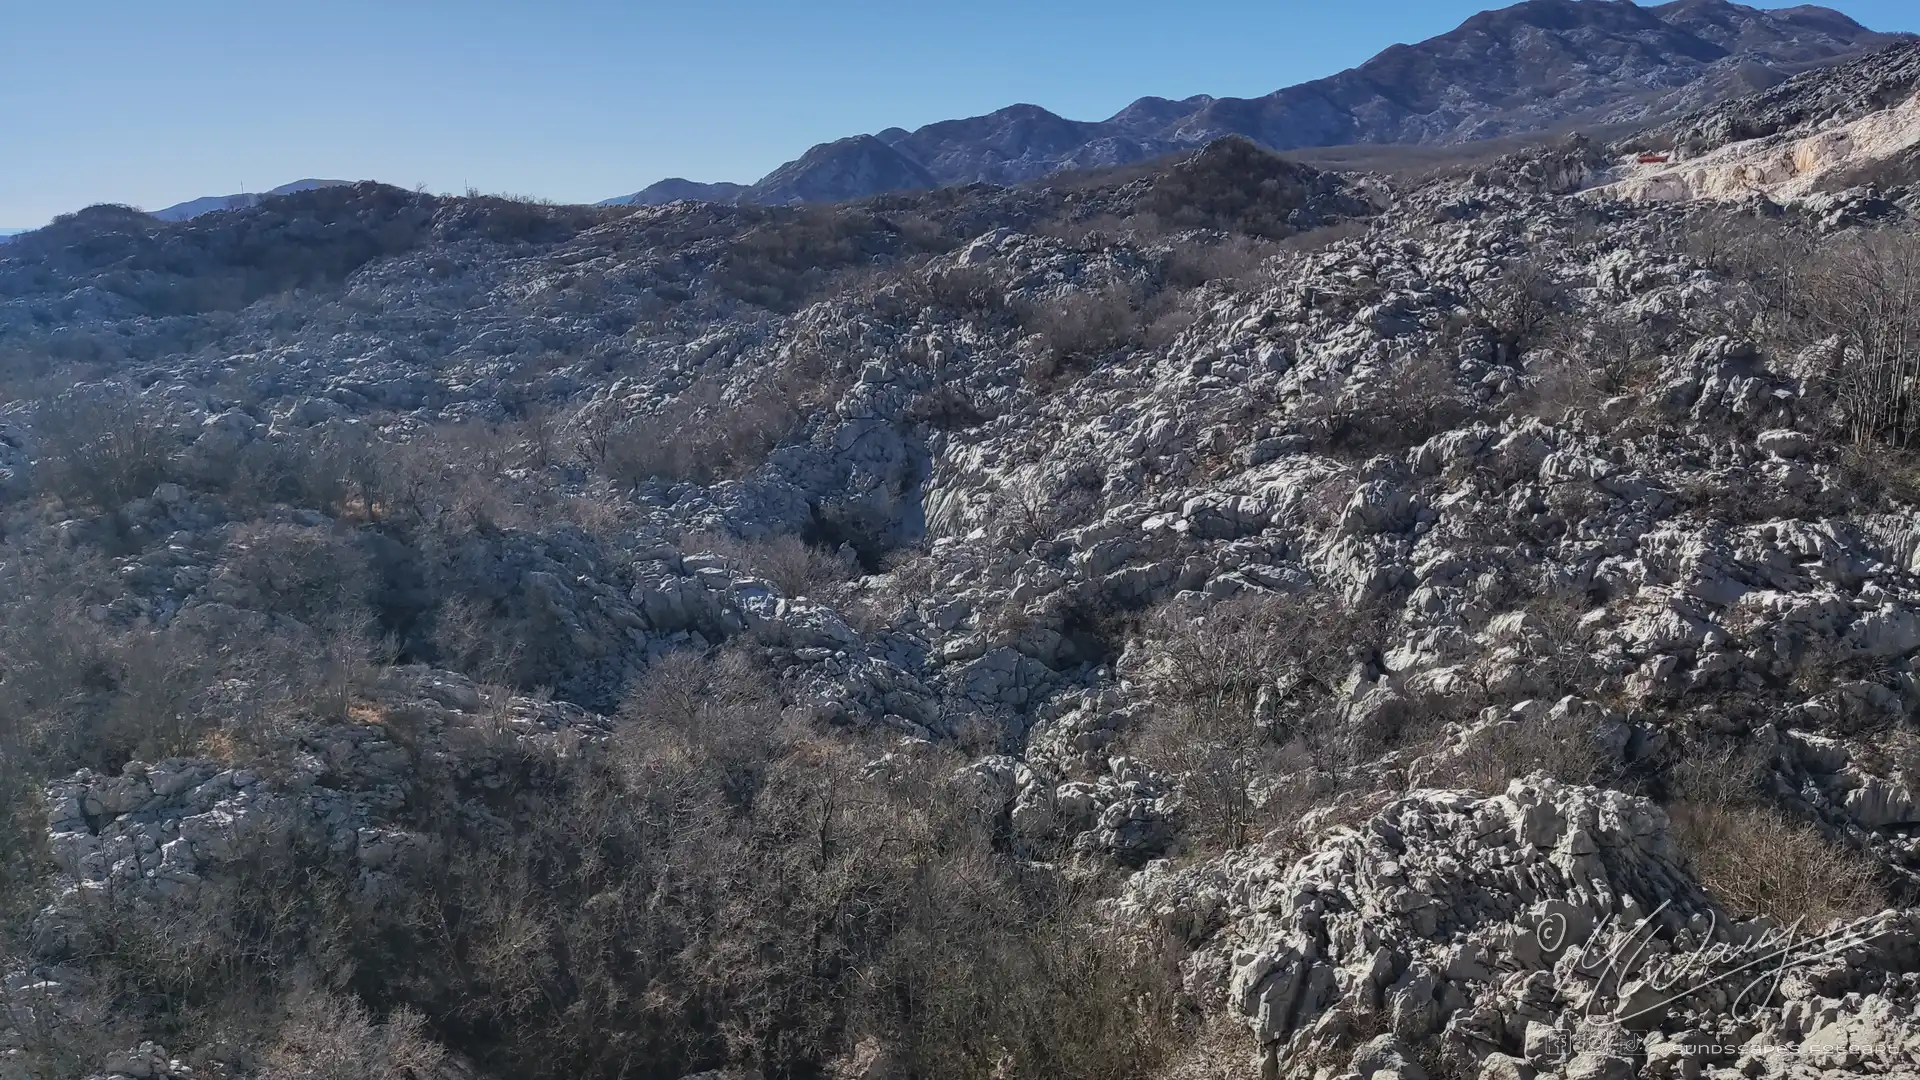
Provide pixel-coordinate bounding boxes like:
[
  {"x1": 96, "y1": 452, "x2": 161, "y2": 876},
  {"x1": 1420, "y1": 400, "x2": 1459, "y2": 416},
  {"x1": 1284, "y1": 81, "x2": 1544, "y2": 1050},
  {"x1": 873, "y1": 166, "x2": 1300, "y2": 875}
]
[
  {"x1": 1654, "y1": 34, "x2": 1920, "y2": 152},
  {"x1": 599, "y1": 177, "x2": 749, "y2": 206},
  {"x1": 618, "y1": 0, "x2": 1901, "y2": 206},
  {"x1": 746, "y1": 134, "x2": 942, "y2": 205},
  {"x1": 19, "y1": 50, "x2": 1920, "y2": 1080},
  {"x1": 152, "y1": 178, "x2": 356, "y2": 221}
]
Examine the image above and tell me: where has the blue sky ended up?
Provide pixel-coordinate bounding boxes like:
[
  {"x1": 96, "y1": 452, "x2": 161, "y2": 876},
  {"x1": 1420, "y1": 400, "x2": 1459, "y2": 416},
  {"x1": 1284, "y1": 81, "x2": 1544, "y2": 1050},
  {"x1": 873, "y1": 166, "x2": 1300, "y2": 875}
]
[{"x1": 4, "y1": 0, "x2": 1917, "y2": 227}]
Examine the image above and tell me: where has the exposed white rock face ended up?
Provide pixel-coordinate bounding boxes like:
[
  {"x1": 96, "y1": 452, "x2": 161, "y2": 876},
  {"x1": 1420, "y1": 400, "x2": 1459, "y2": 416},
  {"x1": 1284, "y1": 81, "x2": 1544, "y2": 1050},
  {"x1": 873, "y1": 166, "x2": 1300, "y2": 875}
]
[{"x1": 1601, "y1": 92, "x2": 1920, "y2": 203}]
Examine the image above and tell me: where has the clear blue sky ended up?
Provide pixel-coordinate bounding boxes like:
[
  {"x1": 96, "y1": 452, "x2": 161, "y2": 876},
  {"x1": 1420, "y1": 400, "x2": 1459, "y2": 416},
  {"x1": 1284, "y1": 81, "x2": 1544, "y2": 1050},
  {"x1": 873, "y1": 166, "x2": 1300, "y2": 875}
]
[{"x1": 4, "y1": 0, "x2": 1916, "y2": 227}]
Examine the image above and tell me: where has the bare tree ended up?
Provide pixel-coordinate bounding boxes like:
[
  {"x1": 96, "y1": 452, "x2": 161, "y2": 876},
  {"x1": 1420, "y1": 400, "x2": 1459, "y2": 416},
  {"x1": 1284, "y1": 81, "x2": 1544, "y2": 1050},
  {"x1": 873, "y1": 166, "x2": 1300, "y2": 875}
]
[
  {"x1": 1803, "y1": 231, "x2": 1920, "y2": 448},
  {"x1": 1461, "y1": 257, "x2": 1564, "y2": 356},
  {"x1": 1129, "y1": 592, "x2": 1379, "y2": 849}
]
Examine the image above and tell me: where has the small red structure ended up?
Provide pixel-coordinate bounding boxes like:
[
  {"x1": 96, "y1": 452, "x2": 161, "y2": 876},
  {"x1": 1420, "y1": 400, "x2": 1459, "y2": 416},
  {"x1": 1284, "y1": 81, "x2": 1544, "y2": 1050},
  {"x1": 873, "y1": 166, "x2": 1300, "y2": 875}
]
[{"x1": 1637, "y1": 153, "x2": 1671, "y2": 165}]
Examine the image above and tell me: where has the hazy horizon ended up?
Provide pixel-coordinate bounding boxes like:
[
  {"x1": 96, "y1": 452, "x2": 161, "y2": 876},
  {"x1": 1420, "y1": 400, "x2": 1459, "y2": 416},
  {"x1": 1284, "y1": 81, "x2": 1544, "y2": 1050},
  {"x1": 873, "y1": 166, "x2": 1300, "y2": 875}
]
[{"x1": 5, "y1": 0, "x2": 1919, "y2": 229}]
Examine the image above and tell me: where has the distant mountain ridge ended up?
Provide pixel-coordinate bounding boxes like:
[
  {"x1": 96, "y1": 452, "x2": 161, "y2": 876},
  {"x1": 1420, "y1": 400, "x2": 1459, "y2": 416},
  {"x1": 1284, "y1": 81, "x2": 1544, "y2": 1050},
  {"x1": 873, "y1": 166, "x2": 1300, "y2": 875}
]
[
  {"x1": 152, "y1": 179, "x2": 356, "y2": 221},
  {"x1": 603, "y1": 0, "x2": 1905, "y2": 207},
  {"x1": 600, "y1": 178, "x2": 747, "y2": 207}
]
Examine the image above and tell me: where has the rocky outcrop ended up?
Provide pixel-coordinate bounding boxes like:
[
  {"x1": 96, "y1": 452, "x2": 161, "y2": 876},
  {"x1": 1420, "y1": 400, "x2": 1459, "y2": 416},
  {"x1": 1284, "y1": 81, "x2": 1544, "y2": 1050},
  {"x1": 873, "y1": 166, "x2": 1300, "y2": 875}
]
[
  {"x1": 1603, "y1": 90, "x2": 1920, "y2": 202},
  {"x1": 1122, "y1": 778, "x2": 1920, "y2": 1079}
]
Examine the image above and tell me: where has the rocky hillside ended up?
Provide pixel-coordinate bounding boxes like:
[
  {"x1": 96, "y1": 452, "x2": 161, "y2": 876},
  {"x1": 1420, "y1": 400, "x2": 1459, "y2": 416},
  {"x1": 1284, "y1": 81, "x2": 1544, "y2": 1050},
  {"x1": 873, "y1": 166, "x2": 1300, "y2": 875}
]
[
  {"x1": 14, "y1": 60, "x2": 1920, "y2": 1080},
  {"x1": 606, "y1": 0, "x2": 1901, "y2": 206}
]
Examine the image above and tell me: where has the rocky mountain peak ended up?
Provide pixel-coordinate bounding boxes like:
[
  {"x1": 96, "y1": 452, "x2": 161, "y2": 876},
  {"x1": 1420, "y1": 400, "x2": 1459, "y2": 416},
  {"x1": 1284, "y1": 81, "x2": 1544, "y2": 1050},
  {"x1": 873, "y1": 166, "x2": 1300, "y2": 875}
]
[{"x1": 749, "y1": 133, "x2": 941, "y2": 205}]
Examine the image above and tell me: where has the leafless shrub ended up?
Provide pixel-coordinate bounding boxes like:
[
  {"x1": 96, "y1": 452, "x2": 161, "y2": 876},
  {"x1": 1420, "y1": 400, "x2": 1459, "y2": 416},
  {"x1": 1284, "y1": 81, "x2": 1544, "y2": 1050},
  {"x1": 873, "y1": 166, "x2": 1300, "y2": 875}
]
[
  {"x1": 1134, "y1": 137, "x2": 1365, "y2": 242},
  {"x1": 33, "y1": 386, "x2": 177, "y2": 511},
  {"x1": 1844, "y1": 727, "x2": 1920, "y2": 791},
  {"x1": 881, "y1": 544, "x2": 938, "y2": 598},
  {"x1": 681, "y1": 530, "x2": 851, "y2": 598},
  {"x1": 427, "y1": 595, "x2": 525, "y2": 689},
  {"x1": 1, "y1": 576, "x2": 1192, "y2": 1080},
  {"x1": 842, "y1": 544, "x2": 939, "y2": 632},
  {"x1": 442, "y1": 190, "x2": 612, "y2": 245},
  {"x1": 1127, "y1": 593, "x2": 1382, "y2": 849},
  {"x1": 1830, "y1": 443, "x2": 1920, "y2": 509},
  {"x1": 264, "y1": 991, "x2": 449, "y2": 1080},
  {"x1": 1512, "y1": 351, "x2": 1605, "y2": 422},
  {"x1": 586, "y1": 362, "x2": 842, "y2": 488},
  {"x1": 1658, "y1": 738, "x2": 1883, "y2": 926},
  {"x1": 513, "y1": 404, "x2": 563, "y2": 472},
  {"x1": 1696, "y1": 221, "x2": 1920, "y2": 450},
  {"x1": 1021, "y1": 284, "x2": 1147, "y2": 381},
  {"x1": 277, "y1": 425, "x2": 384, "y2": 519},
  {"x1": 58, "y1": 812, "x2": 341, "y2": 1046},
  {"x1": 1296, "y1": 353, "x2": 1470, "y2": 457},
  {"x1": 1513, "y1": 595, "x2": 1604, "y2": 701},
  {"x1": 1799, "y1": 230, "x2": 1920, "y2": 448},
  {"x1": 848, "y1": 898, "x2": 1183, "y2": 1080},
  {"x1": 214, "y1": 524, "x2": 373, "y2": 628},
  {"x1": 432, "y1": 418, "x2": 520, "y2": 481},
  {"x1": 1669, "y1": 742, "x2": 1772, "y2": 809},
  {"x1": 1689, "y1": 210, "x2": 1817, "y2": 310},
  {"x1": 1164, "y1": 236, "x2": 1281, "y2": 289},
  {"x1": 1592, "y1": 311, "x2": 1659, "y2": 391},
  {"x1": 986, "y1": 472, "x2": 1099, "y2": 552},
  {"x1": 914, "y1": 262, "x2": 1010, "y2": 316},
  {"x1": 1280, "y1": 470, "x2": 1353, "y2": 537},
  {"x1": 1461, "y1": 257, "x2": 1564, "y2": 353},
  {"x1": 1669, "y1": 804, "x2": 1882, "y2": 927},
  {"x1": 0, "y1": 588, "x2": 221, "y2": 774},
  {"x1": 599, "y1": 406, "x2": 770, "y2": 486},
  {"x1": 906, "y1": 382, "x2": 989, "y2": 430},
  {"x1": 307, "y1": 616, "x2": 386, "y2": 724},
  {"x1": 386, "y1": 646, "x2": 1176, "y2": 1078},
  {"x1": 1443, "y1": 713, "x2": 1616, "y2": 795},
  {"x1": 549, "y1": 491, "x2": 627, "y2": 538},
  {"x1": 1142, "y1": 297, "x2": 1199, "y2": 348},
  {"x1": 714, "y1": 206, "x2": 942, "y2": 312},
  {"x1": 1277, "y1": 218, "x2": 1371, "y2": 254},
  {"x1": 616, "y1": 646, "x2": 793, "y2": 812},
  {"x1": 1034, "y1": 212, "x2": 1134, "y2": 248},
  {"x1": 205, "y1": 422, "x2": 412, "y2": 523}
]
